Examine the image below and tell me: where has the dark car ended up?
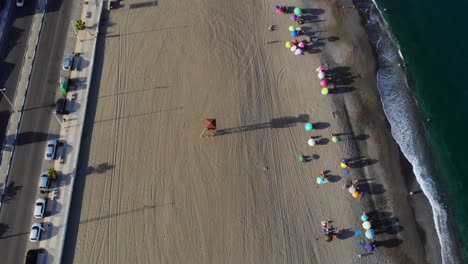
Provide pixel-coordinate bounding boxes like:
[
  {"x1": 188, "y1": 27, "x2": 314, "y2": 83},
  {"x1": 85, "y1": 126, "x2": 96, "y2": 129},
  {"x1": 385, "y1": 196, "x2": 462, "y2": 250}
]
[
  {"x1": 56, "y1": 98, "x2": 68, "y2": 114},
  {"x1": 25, "y1": 249, "x2": 42, "y2": 264}
]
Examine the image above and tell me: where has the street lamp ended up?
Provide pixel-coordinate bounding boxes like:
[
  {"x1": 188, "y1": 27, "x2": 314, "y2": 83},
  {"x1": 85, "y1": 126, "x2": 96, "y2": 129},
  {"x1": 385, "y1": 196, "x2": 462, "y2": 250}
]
[{"x1": 0, "y1": 88, "x2": 17, "y2": 112}]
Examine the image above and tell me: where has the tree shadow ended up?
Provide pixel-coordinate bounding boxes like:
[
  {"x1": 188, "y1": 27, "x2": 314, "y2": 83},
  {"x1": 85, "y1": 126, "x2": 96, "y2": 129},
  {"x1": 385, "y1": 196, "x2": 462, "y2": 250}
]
[
  {"x1": 302, "y1": 8, "x2": 325, "y2": 15},
  {"x1": 375, "y1": 238, "x2": 402, "y2": 248},
  {"x1": 15, "y1": 132, "x2": 58, "y2": 145},
  {"x1": 0, "y1": 223, "x2": 9, "y2": 237},
  {"x1": 217, "y1": 114, "x2": 309, "y2": 136},
  {"x1": 2, "y1": 180, "x2": 22, "y2": 203},
  {"x1": 358, "y1": 182, "x2": 385, "y2": 195},
  {"x1": 365, "y1": 210, "x2": 393, "y2": 220},
  {"x1": 355, "y1": 133, "x2": 370, "y2": 141},
  {"x1": 330, "y1": 86, "x2": 355, "y2": 94},
  {"x1": 45, "y1": 201, "x2": 63, "y2": 217}
]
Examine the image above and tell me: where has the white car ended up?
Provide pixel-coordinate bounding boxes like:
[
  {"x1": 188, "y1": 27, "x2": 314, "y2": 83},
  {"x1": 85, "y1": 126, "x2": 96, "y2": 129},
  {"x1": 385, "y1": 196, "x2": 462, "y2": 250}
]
[
  {"x1": 29, "y1": 223, "x2": 43, "y2": 242},
  {"x1": 45, "y1": 140, "x2": 58, "y2": 160},
  {"x1": 16, "y1": 0, "x2": 24, "y2": 7},
  {"x1": 34, "y1": 198, "x2": 46, "y2": 218}
]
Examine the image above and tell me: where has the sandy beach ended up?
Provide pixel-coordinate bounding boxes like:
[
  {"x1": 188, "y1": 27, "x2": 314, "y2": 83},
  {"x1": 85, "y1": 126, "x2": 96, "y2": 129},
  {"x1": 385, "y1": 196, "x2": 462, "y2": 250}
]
[{"x1": 62, "y1": 0, "x2": 440, "y2": 263}]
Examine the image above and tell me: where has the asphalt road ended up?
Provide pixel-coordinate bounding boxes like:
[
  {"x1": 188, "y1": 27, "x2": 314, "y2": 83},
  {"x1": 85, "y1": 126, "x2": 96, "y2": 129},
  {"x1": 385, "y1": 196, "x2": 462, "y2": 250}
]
[{"x1": 0, "y1": 0, "x2": 75, "y2": 262}]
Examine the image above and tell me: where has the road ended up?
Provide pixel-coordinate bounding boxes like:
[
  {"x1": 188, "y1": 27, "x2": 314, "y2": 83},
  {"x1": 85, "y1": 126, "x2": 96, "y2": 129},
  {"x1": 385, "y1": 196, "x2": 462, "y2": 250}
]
[{"x1": 0, "y1": 0, "x2": 76, "y2": 262}]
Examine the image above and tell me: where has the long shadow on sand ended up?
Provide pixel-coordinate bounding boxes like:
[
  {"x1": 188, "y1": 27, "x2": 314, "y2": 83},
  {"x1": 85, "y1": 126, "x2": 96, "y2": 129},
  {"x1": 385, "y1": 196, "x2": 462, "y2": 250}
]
[{"x1": 216, "y1": 114, "x2": 309, "y2": 136}]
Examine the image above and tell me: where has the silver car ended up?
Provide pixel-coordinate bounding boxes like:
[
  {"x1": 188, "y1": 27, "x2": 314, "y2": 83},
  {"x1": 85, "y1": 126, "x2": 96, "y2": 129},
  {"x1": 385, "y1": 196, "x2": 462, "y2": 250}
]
[
  {"x1": 29, "y1": 223, "x2": 43, "y2": 242},
  {"x1": 34, "y1": 198, "x2": 46, "y2": 218},
  {"x1": 62, "y1": 56, "x2": 74, "y2": 71},
  {"x1": 45, "y1": 140, "x2": 58, "y2": 160}
]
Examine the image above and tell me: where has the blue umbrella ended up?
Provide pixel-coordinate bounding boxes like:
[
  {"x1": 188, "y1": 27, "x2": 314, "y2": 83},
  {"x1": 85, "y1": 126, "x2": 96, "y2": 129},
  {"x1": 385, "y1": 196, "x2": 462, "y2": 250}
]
[
  {"x1": 365, "y1": 243, "x2": 376, "y2": 252},
  {"x1": 365, "y1": 229, "x2": 376, "y2": 239},
  {"x1": 354, "y1": 230, "x2": 362, "y2": 236},
  {"x1": 290, "y1": 31, "x2": 298, "y2": 37},
  {"x1": 361, "y1": 214, "x2": 369, "y2": 221},
  {"x1": 358, "y1": 241, "x2": 366, "y2": 247},
  {"x1": 305, "y1": 123, "x2": 313, "y2": 131},
  {"x1": 343, "y1": 169, "x2": 350, "y2": 175},
  {"x1": 316, "y1": 176, "x2": 327, "y2": 185}
]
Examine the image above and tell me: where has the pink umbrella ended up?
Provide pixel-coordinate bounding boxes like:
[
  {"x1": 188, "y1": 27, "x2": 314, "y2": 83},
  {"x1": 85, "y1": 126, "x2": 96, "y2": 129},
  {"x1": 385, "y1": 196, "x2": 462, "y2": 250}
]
[
  {"x1": 294, "y1": 48, "x2": 304, "y2": 55},
  {"x1": 320, "y1": 79, "x2": 328, "y2": 86},
  {"x1": 290, "y1": 14, "x2": 298, "y2": 21},
  {"x1": 316, "y1": 66, "x2": 325, "y2": 73},
  {"x1": 298, "y1": 41, "x2": 306, "y2": 49},
  {"x1": 275, "y1": 8, "x2": 283, "y2": 14}
]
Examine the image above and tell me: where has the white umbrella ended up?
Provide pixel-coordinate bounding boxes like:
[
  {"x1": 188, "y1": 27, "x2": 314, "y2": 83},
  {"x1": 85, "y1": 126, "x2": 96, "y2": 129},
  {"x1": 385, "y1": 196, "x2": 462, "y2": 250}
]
[
  {"x1": 362, "y1": 221, "x2": 372, "y2": 230},
  {"x1": 348, "y1": 186, "x2": 357, "y2": 193},
  {"x1": 294, "y1": 48, "x2": 304, "y2": 55},
  {"x1": 308, "y1": 138, "x2": 316, "y2": 146},
  {"x1": 290, "y1": 46, "x2": 297, "y2": 52},
  {"x1": 318, "y1": 71, "x2": 326, "y2": 79}
]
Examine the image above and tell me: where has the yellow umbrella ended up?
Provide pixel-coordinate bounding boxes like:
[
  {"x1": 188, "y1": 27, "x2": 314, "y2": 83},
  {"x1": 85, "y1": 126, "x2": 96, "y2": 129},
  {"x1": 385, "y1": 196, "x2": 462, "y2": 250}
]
[
  {"x1": 340, "y1": 162, "x2": 348, "y2": 169},
  {"x1": 352, "y1": 191, "x2": 360, "y2": 198},
  {"x1": 321, "y1": 88, "x2": 329, "y2": 95},
  {"x1": 285, "y1": 41, "x2": 292, "y2": 48}
]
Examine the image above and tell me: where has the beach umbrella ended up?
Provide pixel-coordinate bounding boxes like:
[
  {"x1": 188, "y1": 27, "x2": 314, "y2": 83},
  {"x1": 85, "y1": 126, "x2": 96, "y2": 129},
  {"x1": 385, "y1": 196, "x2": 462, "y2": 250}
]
[
  {"x1": 308, "y1": 138, "x2": 316, "y2": 146},
  {"x1": 365, "y1": 229, "x2": 376, "y2": 239},
  {"x1": 294, "y1": 48, "x2": 303, "y2": 55},
  {"x1": 324, "y1": 234, "x2": 332, "y2": 242},
  {"x1": 299, "y1": 156, "x2": 306, "y2": 162},
  {"x1": 290, "y1": 14, "x2": 298, "y2": 21},
  {"x1": 292, "y1": 39, "x2": 299, "y2": 45},
  {"x1": 294, "y1": 7, "x2": 303, "y2": 15},
  {"x1": 343, "y1": 169, "x2": 350, "y2": 175},
  {"x1": 290, "y1": 30, "x2": 299, "y2": 37},
  {"x1": 318, "y1": 71, "x2": 326, "y2": 79},
  {"x1": 289, "y1": 26, "x2": 295, "y2": 32},
  {"x1": 362, "y1": 221, "x2": 372, "y2": 230},
  {"x1": 305, "y1": 123, "x2": 313, "y2": 131},
  {"x1": 352, "y1": 191, "x2": 360, "y2": 199},
  {"x1": 354, "y1": 230, "x2": 362, "y2": 236},
  {"x1": 348, "y1": 186, "x2": 357, "y2": 193},
  {"x1": 320, "y1": 79, "x2": 328, "y2": 86},
  {"x1": 316, "y1": 176, "x2": 327, "y2": 185},
  {"x1": 290, "y1": 46, "x2": 297, "y2": 52},
  {"x1": 275, "y1": 8, "x2": 283, "y2": 14},
  {"x1": 322, "y1": 228, "x2": 330, "y2": 234},
  {"x1": 331, "y1": 135, "x2": 340, "y2": 143},
  {"x1": 298, "y1": 41, "x2": 306, "y2": 49},
  {"x1": 285, "y1": 41, "x2": 292, "y2": 48},
  {"x1": 361, "y1": 214, "x2": 369, "y2": 221},
  {"x1": 365, "y1": 243, "x2": 376, "y2": 253},
  {"x1": 321, "y1": 88, "x2": 328, "y2": 95},
  {"x1": 340, "y1": 162, "x2": 349, "y2": 169},
  {"x1": 316, "y1": 66, "x2": 325, "y2": 72}
]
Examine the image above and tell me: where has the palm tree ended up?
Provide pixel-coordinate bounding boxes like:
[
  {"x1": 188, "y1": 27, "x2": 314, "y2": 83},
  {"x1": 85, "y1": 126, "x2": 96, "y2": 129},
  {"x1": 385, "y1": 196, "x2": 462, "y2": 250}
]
[
  {"x1": 75, "y1": 19, "x2": 86, "y2": 30},
  {"x1": 48, "y1": 167, "x2": 58, "y2": 181}
]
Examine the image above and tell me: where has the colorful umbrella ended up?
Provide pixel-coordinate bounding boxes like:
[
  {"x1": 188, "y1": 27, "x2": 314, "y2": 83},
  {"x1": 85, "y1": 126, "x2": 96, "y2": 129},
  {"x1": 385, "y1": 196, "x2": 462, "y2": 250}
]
[
  {"x1": 294, "y1": 7, "x2": 303, "y2": 15},
  {"x1": 308, "y1": 138, "x2": 316, "y2": 146},
  {"x1": 352, "y1": 191, "x2": 360, "y2": 198},
  {"x1": 316, "y1": 66, "x2": 325, "y2": 72},
  {"x1": 290, "y1": 14, "x2": 298, "y2": 21},
  {"x1": 294, "y1": 48, "x2": 303, "y2": 55},
  {"x1": 321, "y1": 88, "x2": 328, "y2": 95},
  {"x1": 289, "y1": 26, "x2": 295, "y2": 32},
  {"x1": 354, "y1": 230, "x2": 362, "y2": 236},
  {"x1": 290, "y1": 46, "x2": 297, "y2": 52},
  {"x1": 362, "y1": 221, "x2": 372, "y2": 230},
  {"x1": 290, "y1": 30, "x2": 299, "y2": 37},
  {"x1": 320, "y1": 79, "x2": 328, "y2": 86},
  {"x1": 324, "y1": 234, "x2": 332, "y2": 242},
  {"x1": 305, "y1": 123, "x2": 313, "y2": 131},
  {"x1": 343, "y1": 169, "x2": 350, "y2": 175},
  {"x1": 316, "y1": 176, "x2": 327, "y2": 184},
  {"x1": 365, "y1": 229, "x2": 376, "y2": 239},
  {"x1": 275, "y1": 8, "x2": 283, "y2": 14},
  {"x1": 348, "y1": 186, "x2": 356, "y2": 193},
  {"x1": 285, "y1": 41, "x2": 292, "y2": 48},
  {"x1": 365, "y1": 243, "x2": 376, "y2": 252},
  {"x1": 361, "y1": 214, "x2": 369, "y2": 221},
  {"x1": 318, "y1": 71, "x2": 326, "y2": 79},
  {"x1": 299, "y1": 156, "x2": 306, "y2": 162},
  {"x1": 340, "y1": 162, "x2": 349, "y2": 169},
  {"x1": 298, "y1": 41, "x2": 306, "y2": 49},
  {"x1": 292, "y1": 39, "x2": 299, "y2": 45}
]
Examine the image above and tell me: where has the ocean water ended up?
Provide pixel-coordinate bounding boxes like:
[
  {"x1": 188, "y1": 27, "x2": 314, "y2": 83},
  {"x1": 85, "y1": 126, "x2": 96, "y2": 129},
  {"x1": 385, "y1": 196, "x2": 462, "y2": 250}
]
[{"x1": 365, "y1": 0, "x2": 468, "y2": 263}]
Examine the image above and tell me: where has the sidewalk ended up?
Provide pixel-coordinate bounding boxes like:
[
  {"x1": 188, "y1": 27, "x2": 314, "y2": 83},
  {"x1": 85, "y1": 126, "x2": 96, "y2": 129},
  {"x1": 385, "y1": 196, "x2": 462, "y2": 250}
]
[{"x1": 37, "y1": 1, "x2": 104, "y2": 262}]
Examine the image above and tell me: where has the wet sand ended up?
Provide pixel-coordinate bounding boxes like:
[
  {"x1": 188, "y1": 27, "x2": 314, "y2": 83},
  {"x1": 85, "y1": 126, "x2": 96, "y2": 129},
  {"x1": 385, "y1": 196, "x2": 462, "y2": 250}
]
[{"x1": 63, "y1": 0, "x2": 439, "y2": 263}]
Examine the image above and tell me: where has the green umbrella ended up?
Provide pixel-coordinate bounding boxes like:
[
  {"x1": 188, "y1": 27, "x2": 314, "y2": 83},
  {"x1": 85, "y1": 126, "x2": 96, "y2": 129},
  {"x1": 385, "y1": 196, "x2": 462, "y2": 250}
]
[
  {"x1": 331, "y1": 135, "x2": 341, "y2": 143},
  {"x1": 294, "y1": 7, "x2": 303, "y2": 15},
  {"x1": 299, "y1": 156, "x2": 306, "y2": 162},
  {"x1": 324, "y1": 234, "x2": 332, "y2": 242},
  {"x1": 288, "y1": 26, "x2": 295, "y2": 32}
]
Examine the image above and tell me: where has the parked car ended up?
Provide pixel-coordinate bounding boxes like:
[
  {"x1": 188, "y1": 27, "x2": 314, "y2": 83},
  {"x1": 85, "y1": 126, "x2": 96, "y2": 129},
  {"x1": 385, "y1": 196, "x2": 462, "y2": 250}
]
[
  {"x1": 34, "y1": 198, "x2": 46, "y2": 218},
  {"x1": 44, "y1": 140, "x2": 58, "y2": 160},
  {"x1": 25, "y1": 249, "x2": 43, "y2": 264},
  {"x1": 62, "y1": 56, "x2": 74, "y2": 71},
  {"x1": 59, "y1": 76, "x2": 69, "y2": 94},
  {"x1": 39, "y1": 173, "x2": 50, "y2": 190},
  {"x1": 29, "y1": 223, "x2": 42, "y2": 242},
  {"x1": 56, "y1": 98, "x2": 68, "y2": 114},
  {"x1": 16, "y1": 0, "x2": 24, "y2": 7}
]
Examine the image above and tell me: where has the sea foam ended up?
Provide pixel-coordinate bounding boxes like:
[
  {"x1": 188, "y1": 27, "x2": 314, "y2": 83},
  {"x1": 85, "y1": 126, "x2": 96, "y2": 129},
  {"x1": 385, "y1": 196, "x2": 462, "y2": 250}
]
[{"x1": 368, "y1": 2, "x2": 455, "y2": 263}]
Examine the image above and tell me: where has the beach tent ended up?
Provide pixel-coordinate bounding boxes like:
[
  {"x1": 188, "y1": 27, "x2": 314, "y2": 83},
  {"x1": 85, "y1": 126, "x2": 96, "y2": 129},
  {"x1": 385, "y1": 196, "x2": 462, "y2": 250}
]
[
  {"x1": 362, "y1": 221, "x2": 372, "y2": 230},
  {"x1": 294, "y1": 7, "x2": 303, "y2": 15},
  {"x1": 285, "y1": 41, "x2": 292, "y2": 48},
  {"x1": 320, "y1": 79, "x2": 328, "y2": 86},
  {"x1": 305, "y1": 123, "x2": 313, "y2": 131},
  {"x1": 365, "y1": 243, "x2": 376, "y2": 252},
  {"x1": 316, "y1": 176, "x2": 327, "y2": 184},
  {"x1": 365, "y1": 229, "x2": 376, "y2": 239},
  {"x1": 308, "y1": 138, "x2": 316, "y2": 146},
  {"x1": 321, "y1": 88, "x2": 329, "y2": 95}
]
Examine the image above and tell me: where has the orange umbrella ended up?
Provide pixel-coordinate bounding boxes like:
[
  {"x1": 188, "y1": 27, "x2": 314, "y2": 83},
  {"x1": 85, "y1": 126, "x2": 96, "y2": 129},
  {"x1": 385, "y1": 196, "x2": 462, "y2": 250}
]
[{"x1": 352, "y1": 191, "x2": 360, "y2": 198}]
